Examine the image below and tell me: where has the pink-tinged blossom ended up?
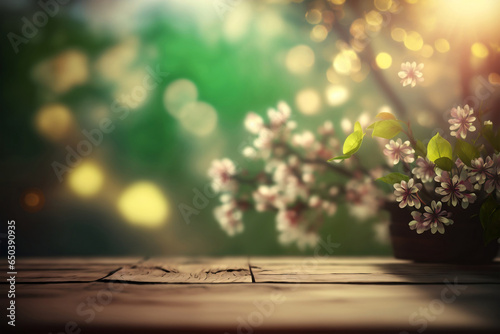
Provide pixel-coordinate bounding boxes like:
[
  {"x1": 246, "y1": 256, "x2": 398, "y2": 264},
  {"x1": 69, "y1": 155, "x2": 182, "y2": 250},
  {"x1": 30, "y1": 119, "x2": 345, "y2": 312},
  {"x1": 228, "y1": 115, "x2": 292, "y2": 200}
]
[
  {"x1": 253, "y1": 185, "x2": 283, "y2": 212},
  {"x1": 468, "y1": 156, "x2": 494, "y2": 185},
  {"x1": 268, "y1": 101, "x2": 291, "y2": 128},
  {"x1": 214, "y1": 197, "x2": 243, "y2": 236},
  {"x1": 398, "y1": 62, "x2": 424, "y2": 87},
  {"x1": 485, "y1": 165, "x2": 500, "y2": 194},
  {"x1": 276, "y1": 208, "x2": 318, "y2": 249},
  {"x1": 308, "y1": 195, "x2": 321, "y2": 208},
  {"x1": 292, "y1": 131, "x2": 316, "y2": 148},
  {"x1": 412, "y1": 157, "x2": 436, "y2": 183},
  {"x1": 346, "y1": 178, "x2": 383, "y2": 220},
  {"x1": 448, "y1": 105, "x2": 476, "y2": 139},
  {"x1": 253, "y1": 128, "x2": 274, "y2": 150},
  {"x1": 276, "y1": 209, "x2": 301, "y2": 231},
  {"x1": 384, "y1": 138, "x2": 415, "y2": 165},
  {"x1": 318, "y1": 120, "x2": 334, "y2": 136},
  {"x1": 322, "y1": 201, "x2": 337, "y2": 216},
  {"x1": 435, "y1": 171, "x2": 466, "y2": 207},
  {"x1": 409, "y1": 211, "x2": 430, "y2": 234},
  {"x1": 435, "y1": 170, "x2": 476, "y2": 209},
  {"x1": 278, "y1": 227, "x2": 318, "y2": 250},
  {"x1": 422, "y1": 201, "x2": 453, "y2": 234},
  {"x1": 394, "y1": 178, "x2": 422, "y2": 209},
  {"x1": 244, "y1": 112, "x2": 264, "y2": 134},
  {"x1": 208, "y1": 158, "x2": 237, "y2": 192}
]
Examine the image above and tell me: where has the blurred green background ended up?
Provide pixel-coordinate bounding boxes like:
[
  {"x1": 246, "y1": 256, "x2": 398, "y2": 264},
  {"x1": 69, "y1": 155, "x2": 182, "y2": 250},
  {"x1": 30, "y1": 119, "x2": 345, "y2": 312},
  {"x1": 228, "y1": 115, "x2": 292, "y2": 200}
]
[{"x1": 1, "y1": 0, "x2": 499, "y2": 256}]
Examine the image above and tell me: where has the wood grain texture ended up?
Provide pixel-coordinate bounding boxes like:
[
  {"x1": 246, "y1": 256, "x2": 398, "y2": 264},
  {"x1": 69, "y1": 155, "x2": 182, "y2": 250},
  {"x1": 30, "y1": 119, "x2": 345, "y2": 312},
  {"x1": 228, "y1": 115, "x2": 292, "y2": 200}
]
[
  {"x1": 2, "y1": 257, "x2": 500, "y2": 333},
  {"x1": 11, "y1": 282, "x2": 500, "y2": 333},
  {"x1": 102, "y1": 257, "x2": 253, "y2": 283},
  {"x1": 0, "y1": 257, "x2": 142, "y2": 283},
  {"x1": 250, "y1": 257, "x2": 500, "y2": 283}
]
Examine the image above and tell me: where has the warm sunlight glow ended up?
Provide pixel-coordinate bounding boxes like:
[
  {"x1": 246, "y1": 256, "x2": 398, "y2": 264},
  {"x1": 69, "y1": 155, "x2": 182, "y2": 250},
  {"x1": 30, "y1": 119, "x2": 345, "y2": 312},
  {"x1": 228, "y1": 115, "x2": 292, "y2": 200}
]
[{"x1": 440, "y1": 0, "x2": 497, "y2": 20}]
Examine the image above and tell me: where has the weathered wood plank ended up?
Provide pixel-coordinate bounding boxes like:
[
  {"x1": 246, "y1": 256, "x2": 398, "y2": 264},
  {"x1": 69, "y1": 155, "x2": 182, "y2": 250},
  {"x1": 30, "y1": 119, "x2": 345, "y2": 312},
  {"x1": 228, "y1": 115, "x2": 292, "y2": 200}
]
[
  {"x1": 11, "y1": 282, "x2": 500, "y2": 333},
  {"x1": 102, "y1": 257, "x2": 252, "y2": 283},
  {"x1": 0, "y1": 257, "x2": 142, "y2": 283},
  {"x1": 250, "y1": 257, "x2": 500, "y2": 284}
]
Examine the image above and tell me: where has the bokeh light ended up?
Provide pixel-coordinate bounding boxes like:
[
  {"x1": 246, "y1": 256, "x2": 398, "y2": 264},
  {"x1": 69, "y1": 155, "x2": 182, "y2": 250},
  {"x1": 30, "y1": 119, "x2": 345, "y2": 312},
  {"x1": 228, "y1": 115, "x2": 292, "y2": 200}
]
[
  {"x1": 404, "y1": 31, "x2": 424, "y2": 51},
  {"x1": 489, "y1": 73, "x2": 500, "y2": 85},
  {"x1": 421, "y1": 44, "x2": 434, "y2": 58},
  {"x1": 471, "y1": 42, "x2": 489, "y2": 58},
  {"x1": 68, "y1": 162, "x2": 104, "y2": 197},
  {"x1": 32, "y1": 49, "x2": 88, "y2": 94},
  {"x1": 96, "y1": 38, "x2": 139, "y2": 82},
  {"x1": 326, "y1": 85, "x2": 349, "y2": 106},
  {"x1": 163, "y1": 79, "x2": 198, "y2": 118},
  {"x1": 374, "y1": 0, "x2": 393, "y2": 11},
  {"x1": 35, "y1": 104, "x2": 74, "y2": 142},
  {"x1": 311, "y1": 25, "x2": 328, "y2": 42},
  {"x1": 286, "y1": 45, "x2": 315, "y2": 75},
  {"x1": 117, "y1": 182, "x2": 169, "y2": 227},
  {"x1": 296, "y1": 89, "x2": 321, "y2": 115},
  {"x1": 178, "y1": 101, "x2": 218, "y2": 137},
  {"x1": 434, "y1": 38, "x2": 450, "y2": 53},
  {"x1": 21, "y1": 188, "x2": 45, "y2": 213},
  {"x1": 375, "y1": 52, "x2": 392, "y2": 69},
  {"x1": 333, "y1": 49, "x2": 360, "y2": 75},
  {"x1": 391, "y1": 27, "x2": 406, "y2": 42},
  {"x1": 365, "y1": 10, "x2": 383, "y2": 27},
  {"x1": 305, "y1": 9, "x2": 322, "y2": 25}
]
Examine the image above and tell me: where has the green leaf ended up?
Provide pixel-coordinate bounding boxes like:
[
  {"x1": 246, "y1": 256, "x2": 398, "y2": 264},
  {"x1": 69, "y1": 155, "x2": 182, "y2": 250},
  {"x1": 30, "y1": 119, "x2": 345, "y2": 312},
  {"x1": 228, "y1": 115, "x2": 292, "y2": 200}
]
[
  {"x1": 434, "y1": 157, "x2": 454, "y2": 171},
  {"x1": 354, "y1": 121, "x2": 363, "y2": 133},
  {"x1": 372, "y1": 119, "x2": 403, "y2": 139},
  {"x1": 367, "y1": 122, "x2": 377, "y2": 130},
  {"x1": 375, "y1": 112, "x2": 396, "y2": 120},
  {"x1": 482, "y1": 122, "x2": 500, "y2": 151},
  {"x1": 427, "y1": 133, "x2": 453, "y2": 162},
  {"x1": 415, "y1": 140, "x2": 427, "y2": 158},
  {"x1": 343, "y1": 121, "x2": 365, "y2": 155},
  {"x1": 329, "y1": 122, "x2": 365, "y2": 161},
  {"x1": 455, "y1": 139, "x2": 480, "y2": 167},
  {"x1": 328, "y1": 154, "x2": 351, "y2": 161},
  {"x1": 377, "y1": 172, "x2": 410, "y2": 185},
  {"x1": 480, "y1": 197, "x2": 500, "y2": 245}
]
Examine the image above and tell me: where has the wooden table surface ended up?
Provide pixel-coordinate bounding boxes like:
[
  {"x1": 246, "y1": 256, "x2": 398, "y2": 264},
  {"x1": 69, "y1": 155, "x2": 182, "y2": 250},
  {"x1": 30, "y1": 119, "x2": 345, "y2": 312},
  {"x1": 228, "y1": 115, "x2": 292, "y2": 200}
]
[{"x1": 1, "y1": 256, "x2": 500, "y2": 333}]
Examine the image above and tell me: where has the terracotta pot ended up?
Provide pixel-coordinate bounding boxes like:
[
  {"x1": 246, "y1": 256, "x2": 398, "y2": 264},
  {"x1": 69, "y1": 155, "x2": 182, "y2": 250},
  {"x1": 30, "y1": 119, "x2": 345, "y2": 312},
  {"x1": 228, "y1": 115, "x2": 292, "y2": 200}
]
[{"x1": 387, "y1": 202, "x2": 499, "y2": 263}]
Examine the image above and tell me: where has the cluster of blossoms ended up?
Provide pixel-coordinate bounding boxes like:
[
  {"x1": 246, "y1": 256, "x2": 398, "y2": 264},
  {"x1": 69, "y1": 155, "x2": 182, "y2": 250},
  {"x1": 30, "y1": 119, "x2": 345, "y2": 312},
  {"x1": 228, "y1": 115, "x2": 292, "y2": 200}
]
[
  {"x1": 208, "y1": 102, "x2": 387, "y2": 249},
  {"x1": 209, "y1": 57, "x2": 499, "y2": 246},
  {"x1": 380, "y1": 105, "x2": 499, "y2": 235}
]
